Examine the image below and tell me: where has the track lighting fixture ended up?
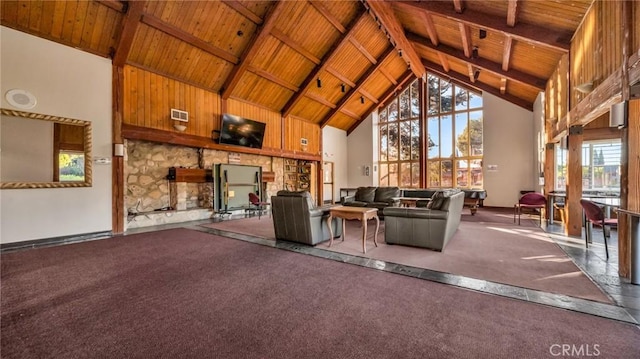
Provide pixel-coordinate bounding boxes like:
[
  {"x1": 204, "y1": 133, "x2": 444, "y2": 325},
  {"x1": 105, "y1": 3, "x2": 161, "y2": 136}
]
[
  {"x1": 360, "y1": 96, "x2": 365, "y2": 104},
  {"x1": 479, "y1": 29, "x2": 487, "y2": 39},
  {"x1": 316, "y1": 78, "x2": 322, "y2": 88},
  {"x1": 474, "y1": 69, "x2": 480, "y2": 81},
  {"x1": 472, "y1": 46, "x2": 479, "y2": 59},
  {"x1": 341, "y1": 84, "x2": 346, "y2": 93}
]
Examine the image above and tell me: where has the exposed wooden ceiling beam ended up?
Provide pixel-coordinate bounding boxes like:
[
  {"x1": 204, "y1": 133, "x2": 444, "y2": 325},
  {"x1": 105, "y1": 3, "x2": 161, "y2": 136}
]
[
  {"x1": 467, "y1": 63, "x2": 475, "y2": 83},
  {"x1": 453, "y1": 0, "x2": 464, "y2": 14},
  {"x1": 340, "y1": 108, "x2": 360, "y2": 120},
  {"x1": 379, "y1": 66, "x2": 398, "y2": 85},
  {"x1": 421, "y1": 12, "x2": 439, "y2": 46},
  {"x1": 320, "y1": 46, "x2": 395, "y2": 128},
  {"x1": 459, "y1": 23, "x2": 472, "y2": 58},
  {"x1": 408, "y1": 31, "x2": 546, "y2": 89},
  {"x1": 96, "y1": 0, "x2": 125, "y2": 13},
  {"x1": 221, "y1": 1, "x2": 286, "y2": 99},
  {"x1": 350, "y1": 70, "x2": 415, "y2": 134},
  {"x1": 221, "y1": 0, "x2": 263, "y2": 25},
  {"x1": 247, "y1": 66, "x2": 299, "y2": 92},
  {"x1": 365, "y1": 0, "x2": 425, "y2": 78},
  {"x1": 359, "y1": 88, "x2": 379, "y2": 104},
  {"x1": 271, "y1": 29, "x2": 321, "y2": 65},
  {"x1": 140, "y1": 14, "x2": 239, "y2": 65},
  {"x1": 309, "y1": 1, "x2": 346, "y2": 33},
  {"x1": 502, "y1": 36, "x2": 513, "y2": 71},
  {"x1": 438, "y1": 53, "x2": 451, "y2": 72},
  {"x1": 506, "y1": 0, "x2": 519, "y2": 27},
  {"x1": 422, "y1": 59, "x2": 533, "y2": 110},
  {"x1": 326, "y1": 67, "x2": 356, "y2": 88},
  {"x1": 500, "y1": 78, "x2": 508, "y2": 94},
  {"x1": 306, "y1": 93, "x2": 336, "y2": 109},
  {"x1": 396, "y1": 0, "x2": 570, "y2": 53},
  {"x1": 112, "y1": 1, "x2": 146, "y2": 66},
  {"x1": 349, "y1": 37, "x2": 377, "y2": 64},
  {"x1": 281, "y1": 9, "x2": 368, "y2": 118}
]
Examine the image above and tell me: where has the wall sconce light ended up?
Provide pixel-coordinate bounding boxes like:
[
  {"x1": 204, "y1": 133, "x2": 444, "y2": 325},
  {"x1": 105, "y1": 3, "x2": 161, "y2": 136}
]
[
  {"x1": 472, "y1": 46, "x2": 479, "y2": 59},
  {"x1": 360, "y1": 96, "x2": 365, "y2": 104},
  {"x1": 479, "y1": 29, "x2": 487, "y2": 39},
  {"x1": 316, "y1": 78, "x2": 322, "y2": 88},
  {"x1": 574, "y1": 82, "x2": 593, "y2": 94},
  {"x1": 341, "y1": 83, "x2": 346, "y2": 93}
]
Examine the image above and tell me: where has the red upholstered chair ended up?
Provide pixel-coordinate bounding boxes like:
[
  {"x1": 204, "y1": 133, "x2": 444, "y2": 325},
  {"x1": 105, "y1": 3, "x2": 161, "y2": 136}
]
[
  {"x1": 579, "y1": 199, "x2": 616, "y2": 259},
  {"x1": 513, "y1": 193, "x2": 547, "y2": 226},
  {"x1": 248, "y1": 192, "x2": 270, "y2": 219}
]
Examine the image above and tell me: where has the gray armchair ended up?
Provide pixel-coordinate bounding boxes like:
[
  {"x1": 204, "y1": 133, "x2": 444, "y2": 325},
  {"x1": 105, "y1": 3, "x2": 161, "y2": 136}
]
[
  {"x1": 271, "y1": 190, "x2": 342, "y2": 246},
  {"x1": 382, "y1": 191, "x2": 465, "y2": 252}
]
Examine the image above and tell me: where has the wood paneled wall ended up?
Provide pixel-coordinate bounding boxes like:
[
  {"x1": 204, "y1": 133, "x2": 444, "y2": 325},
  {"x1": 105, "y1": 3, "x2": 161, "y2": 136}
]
[
  {"x1": 569, "y1": 1, "x2": 623, "y2": 110},
  {"x1": 123, "y1": 65, "x2": 220, "y2": 137},
  {"x1": 122, "y1": 65, "x2": 321, "y2": 160}
]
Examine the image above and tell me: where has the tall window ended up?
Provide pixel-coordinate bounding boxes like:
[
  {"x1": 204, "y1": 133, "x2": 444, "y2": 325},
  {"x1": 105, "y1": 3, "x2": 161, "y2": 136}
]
[
  {"x1": 426, "y1": 74, "x2": 483, "y2": 188},
  {"x1": 554, "y1": 139, "x2": 621, "y2": 192},
  {"x1": 378, "y1": 80, "x2": 420, "y2": 187}
]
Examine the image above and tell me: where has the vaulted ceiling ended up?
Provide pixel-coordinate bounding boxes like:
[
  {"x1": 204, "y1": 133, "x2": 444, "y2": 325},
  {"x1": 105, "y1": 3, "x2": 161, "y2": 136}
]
[{"x1": 0, "y1": 0, "x2": 593, "y2": 132}]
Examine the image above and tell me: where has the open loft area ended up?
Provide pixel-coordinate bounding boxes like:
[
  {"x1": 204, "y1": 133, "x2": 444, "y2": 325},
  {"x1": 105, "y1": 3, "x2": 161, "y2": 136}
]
[{"x1": 1, "y1": 0, "x2": 639, "y2": 268}]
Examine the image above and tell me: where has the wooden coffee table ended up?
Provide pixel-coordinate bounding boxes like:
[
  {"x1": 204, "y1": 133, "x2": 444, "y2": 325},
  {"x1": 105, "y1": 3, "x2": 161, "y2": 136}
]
[{"x1": 326, "y1": 206, "x2": 380, "y2": 253}]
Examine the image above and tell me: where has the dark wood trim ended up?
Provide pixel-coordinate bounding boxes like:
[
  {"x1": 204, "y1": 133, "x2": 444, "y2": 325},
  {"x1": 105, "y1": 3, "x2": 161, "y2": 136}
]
[
  {"x1": 122, "y1": 124, "x2": 321, "y2": 161},
  {"x1": 366, "y1": 0, "x2": 425, "y2": 78},
  {"x1": 113, "y1": 1, "x2": 146, "y2": 66},
  {"x1": 582, "y1": 127, "x2": 623, "y2": 141},
  {"x1": 395, "y1": 0, "x2": 571, "y2": 52},
  {"x1": 96, "y1": 0, "x2": 125, "y2": 13},
  {"x1": 408, "y1": 31, "x2": 546, "y2": 90},
  {"x1": 112, "y1": 65, "x2": 125, "y2": 234}
]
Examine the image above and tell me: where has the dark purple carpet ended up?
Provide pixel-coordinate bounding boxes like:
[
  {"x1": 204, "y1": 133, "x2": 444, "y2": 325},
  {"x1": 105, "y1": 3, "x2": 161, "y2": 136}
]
[{"x1": 1, "y1": 228, "x2": 639, "y2": 358}]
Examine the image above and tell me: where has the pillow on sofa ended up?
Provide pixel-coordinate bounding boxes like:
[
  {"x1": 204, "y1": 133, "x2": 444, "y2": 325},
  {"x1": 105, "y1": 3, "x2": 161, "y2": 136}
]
[
  {"x1": 374, "y1": 187, "x2": 400, "y2": 203},
  {"x1": 355, "y1": 187, "x2": 376, "y2": 202},
  {"x1": 427, "y1": 191, "x2": 447, "y2": 210}
]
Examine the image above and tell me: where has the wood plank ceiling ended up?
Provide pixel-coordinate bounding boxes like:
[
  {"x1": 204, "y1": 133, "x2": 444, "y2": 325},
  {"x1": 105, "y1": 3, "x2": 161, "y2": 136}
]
[{"x1": 1, "y1": 0, "x2": 593, "y2": 132}]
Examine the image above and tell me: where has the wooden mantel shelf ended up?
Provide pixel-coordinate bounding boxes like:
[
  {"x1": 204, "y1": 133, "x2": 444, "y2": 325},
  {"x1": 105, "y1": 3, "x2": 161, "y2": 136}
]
[{"x1": 167, "y1": 167, "x2": 213, "y2": 183}]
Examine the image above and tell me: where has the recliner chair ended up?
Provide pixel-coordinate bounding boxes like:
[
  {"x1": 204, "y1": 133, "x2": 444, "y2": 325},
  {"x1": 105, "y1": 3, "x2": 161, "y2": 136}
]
[{"x1": 271, "y1": 190, "x2": 342, "y2": 246}]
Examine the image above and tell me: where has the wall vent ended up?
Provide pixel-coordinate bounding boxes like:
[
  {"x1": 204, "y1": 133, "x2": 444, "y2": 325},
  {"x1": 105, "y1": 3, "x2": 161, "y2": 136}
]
[{"x1": 171, "y1": 108, "x2": 189, "y2": 122}]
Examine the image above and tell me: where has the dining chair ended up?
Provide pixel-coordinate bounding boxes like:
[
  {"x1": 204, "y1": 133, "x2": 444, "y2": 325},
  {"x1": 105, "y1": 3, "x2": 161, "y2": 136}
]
[
  {"x1": 248, "y1": 192, "x2": 270, "y2": 219},
  {"x1": 579, "y1": 199, "x2": 617, "y2": 259},
  {"x1": 514, "y1": 192, "x2": 547, "y2": 226}
]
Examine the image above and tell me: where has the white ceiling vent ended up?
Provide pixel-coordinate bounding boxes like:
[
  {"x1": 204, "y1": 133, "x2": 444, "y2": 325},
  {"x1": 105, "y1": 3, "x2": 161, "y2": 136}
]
[{"x1": 171, "y1": 108, "x2": 189, "y2": 122}]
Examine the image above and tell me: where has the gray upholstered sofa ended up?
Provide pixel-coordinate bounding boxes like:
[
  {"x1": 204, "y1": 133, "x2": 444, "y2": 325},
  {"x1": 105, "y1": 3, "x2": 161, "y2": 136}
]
[
  {"x1": 382, "y1": 190, "x2": 465, "y2": 252},
  {"x1": 271, "y1": 190, "x2": 342, "y2": 245},
  {"x1": 341, "y1": 186, "x2": 400, "y2": 218}
]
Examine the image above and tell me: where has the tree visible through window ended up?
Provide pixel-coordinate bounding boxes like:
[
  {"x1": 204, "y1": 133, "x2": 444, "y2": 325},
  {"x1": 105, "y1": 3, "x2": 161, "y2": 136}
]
[
  {"x1": 426, "y1": 74, "x2": 483, "y2": 189},
  {"x1": 378, "y1": 74, "x2": 483, "y2": 189}
]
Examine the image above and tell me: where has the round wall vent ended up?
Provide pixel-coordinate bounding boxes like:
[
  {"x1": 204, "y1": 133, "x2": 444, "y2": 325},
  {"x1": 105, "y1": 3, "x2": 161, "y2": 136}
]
[{"x1": 5, "y1": 89, "x2": 37, "y2": 109}]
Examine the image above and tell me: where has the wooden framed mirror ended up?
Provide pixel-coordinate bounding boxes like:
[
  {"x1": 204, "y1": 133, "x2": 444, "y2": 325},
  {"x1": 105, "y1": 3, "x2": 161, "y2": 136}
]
[{"x1": 1, "y1": 108, "x2": 92, "y2": 189}]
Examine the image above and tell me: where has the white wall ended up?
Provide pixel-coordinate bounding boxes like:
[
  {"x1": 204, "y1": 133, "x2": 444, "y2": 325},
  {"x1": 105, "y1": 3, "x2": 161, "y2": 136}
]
[
  {"x1": 347, "y1": 112, "x2": 376, "y2": 188},
  {"x1": 482, "y1": 93, "x2": 535, "y2": 207},
  {"x1": 1, "y1": 26, "x2": 113, "y2": 244},
  {"x1": 345, "y1": 92, "x2": 536, "y2": 208},
  {"x1": 322, "y1": 126, "x2": 348, "y2": 202}
]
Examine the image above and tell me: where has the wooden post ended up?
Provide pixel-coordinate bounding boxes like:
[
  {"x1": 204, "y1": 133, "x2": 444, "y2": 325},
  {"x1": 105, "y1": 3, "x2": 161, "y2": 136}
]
[
  {"x1": 565, "y1": 125, "x2": 583, "y2": 236},
  {"x1": 112, "y1": 65, "x2": 125, "y2": 234}
]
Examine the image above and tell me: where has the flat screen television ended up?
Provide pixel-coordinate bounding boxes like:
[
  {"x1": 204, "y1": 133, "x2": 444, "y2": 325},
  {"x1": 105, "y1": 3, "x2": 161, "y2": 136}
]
[{"x1": 219, "y1": 114, "x2": 266, "y2": 149}]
